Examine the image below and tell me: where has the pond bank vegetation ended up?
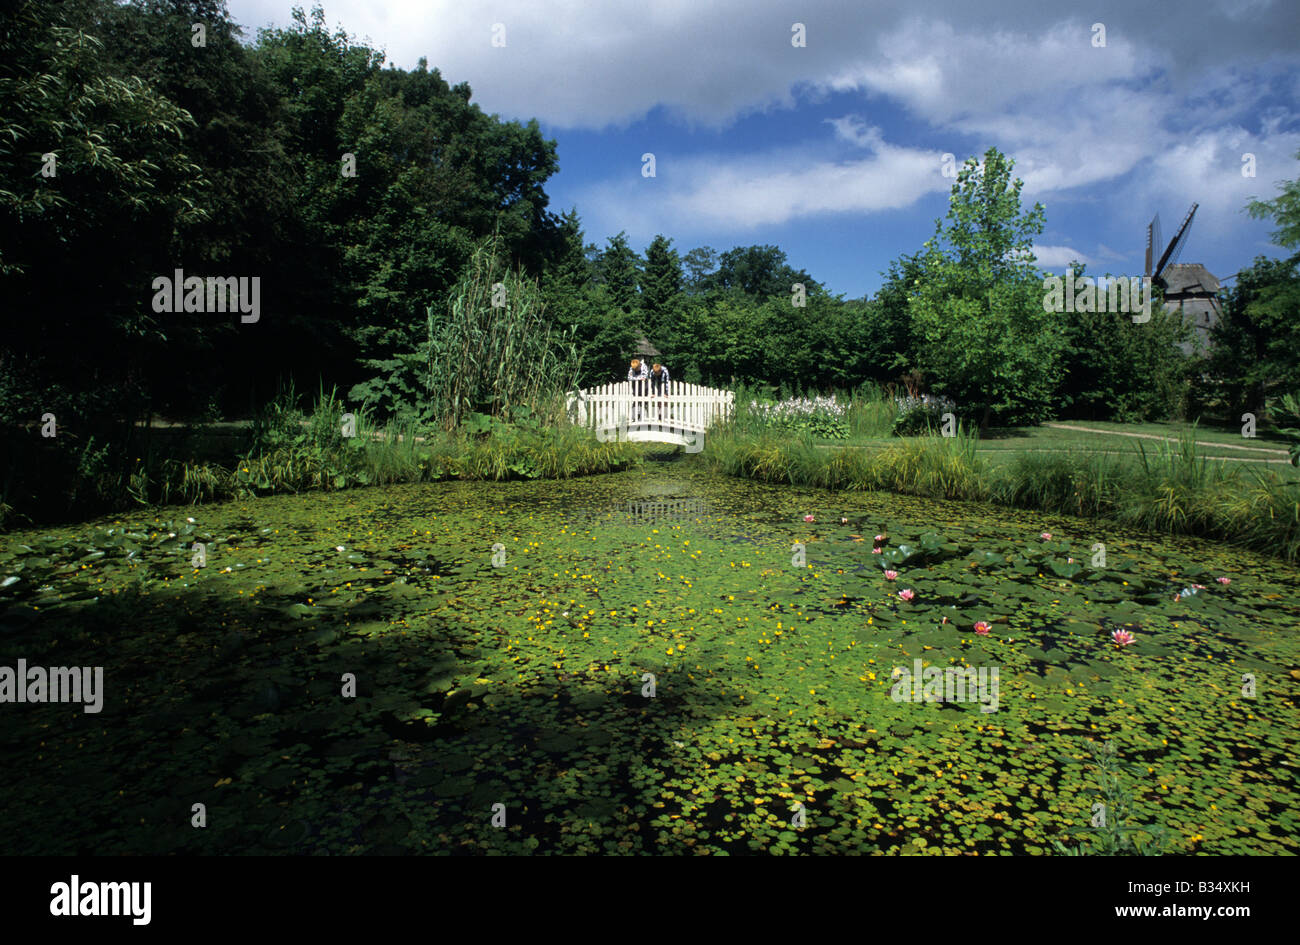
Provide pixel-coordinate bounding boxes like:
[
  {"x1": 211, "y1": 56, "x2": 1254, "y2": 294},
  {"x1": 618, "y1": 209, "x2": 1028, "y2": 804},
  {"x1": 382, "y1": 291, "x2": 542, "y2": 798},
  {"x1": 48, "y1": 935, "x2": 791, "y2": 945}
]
[{"x1": 701, "y1": 424, "x2": 1300, "y2": 562}]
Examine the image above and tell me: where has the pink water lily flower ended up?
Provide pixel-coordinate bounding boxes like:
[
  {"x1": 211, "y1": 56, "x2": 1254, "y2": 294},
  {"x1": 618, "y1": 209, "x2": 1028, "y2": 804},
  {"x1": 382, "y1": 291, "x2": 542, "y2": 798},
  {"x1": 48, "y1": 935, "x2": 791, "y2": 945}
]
[
  {"x1": 1040, "y1": 532, "x2": 1052, "y2": 540},
  {"x1": 1112, "y1": 629, "x2": 1136, "y2": 647},
  {"x1": 803, "y1": 514, "x2": 815, "y2": 523},
  {"x1": 884, "y1": 569, "x2": 898, "y2": 581},
  {"x1": 874, "y1": 534, "x2": 887, "y2": 542},
  {"x1": 1192, "y1": 583, "x2": 1207, "y2": 590},
  {"x1": 899, "y1": 588, "x2": 915, "y2": 601},
  {"x1": 871, "y1": 547, "x2": 882, "y2": 554},
  {"x1": 974, "y1": 621, "x2": 991, "y2": 635},
  {"x1": 1216, "y1": 577, "x2": 1231, "y2": 585}
]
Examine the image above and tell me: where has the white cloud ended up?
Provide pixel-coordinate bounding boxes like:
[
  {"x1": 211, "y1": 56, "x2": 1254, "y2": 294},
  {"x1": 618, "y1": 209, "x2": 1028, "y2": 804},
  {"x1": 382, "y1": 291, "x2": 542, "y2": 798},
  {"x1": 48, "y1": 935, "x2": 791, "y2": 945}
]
[
  {"x1": 1033, "y1": 245, "x2": 1094, "y2": 268},
  {"x1": 229, "y1": 0, "x2": 818, "y2": 130},
  {"x1": 578, "y1": 134, "x2": 949, "y2": 236},
  {"x1": 821, "y1": 18, "x2": 1150, "y2": 126},
  {"x1": 826, "y1": 116, "x2": 886, "y2": 149},
  {"x1": 223, "y1": 1, "x2": 1299, "y2": 131}
]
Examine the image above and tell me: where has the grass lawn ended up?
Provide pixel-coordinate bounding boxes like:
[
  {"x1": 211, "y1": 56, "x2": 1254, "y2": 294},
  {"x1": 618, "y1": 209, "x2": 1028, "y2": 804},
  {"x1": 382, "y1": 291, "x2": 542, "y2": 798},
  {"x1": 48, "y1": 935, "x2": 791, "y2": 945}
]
[{"x1": 1022, "y1": 419, "x2": 1289, "y2": 448}]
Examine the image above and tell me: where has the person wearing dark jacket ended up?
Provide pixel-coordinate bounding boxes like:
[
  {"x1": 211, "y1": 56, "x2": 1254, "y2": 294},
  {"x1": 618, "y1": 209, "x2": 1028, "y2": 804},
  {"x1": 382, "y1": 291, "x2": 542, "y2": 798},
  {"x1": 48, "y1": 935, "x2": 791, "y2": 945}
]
[
  {"x1": 649, "y1": 362, "x2": 670, "y2": 390},
  {"x1": 649, "y1": 362, "x2": 671, "y2": 420}
]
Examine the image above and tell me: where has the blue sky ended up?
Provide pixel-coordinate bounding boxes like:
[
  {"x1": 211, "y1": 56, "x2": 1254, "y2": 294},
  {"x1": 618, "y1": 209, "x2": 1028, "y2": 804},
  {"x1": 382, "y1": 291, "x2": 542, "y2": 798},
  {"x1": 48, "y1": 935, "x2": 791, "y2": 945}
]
[{"x1": 226, "y1": 0, "x2": 1300, "y2": 299}]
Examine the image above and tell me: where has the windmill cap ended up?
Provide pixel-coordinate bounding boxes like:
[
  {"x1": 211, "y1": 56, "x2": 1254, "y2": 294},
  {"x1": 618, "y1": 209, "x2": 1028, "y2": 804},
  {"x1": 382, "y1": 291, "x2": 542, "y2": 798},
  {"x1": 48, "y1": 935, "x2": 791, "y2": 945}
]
[{"x1": 1162, "y1": 263, "x2": 1219, "y2": 294}]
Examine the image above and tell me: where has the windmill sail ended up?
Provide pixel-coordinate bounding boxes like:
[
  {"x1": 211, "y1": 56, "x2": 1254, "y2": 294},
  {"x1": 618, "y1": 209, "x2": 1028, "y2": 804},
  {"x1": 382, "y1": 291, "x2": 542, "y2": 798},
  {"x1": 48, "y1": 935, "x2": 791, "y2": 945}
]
[
  {"x1": 1154, "y1": 203, "x2": 1197, "y2": 284},
  {"x1": 1148, "y1": 214, "x2": 1163, "y2": 279}
]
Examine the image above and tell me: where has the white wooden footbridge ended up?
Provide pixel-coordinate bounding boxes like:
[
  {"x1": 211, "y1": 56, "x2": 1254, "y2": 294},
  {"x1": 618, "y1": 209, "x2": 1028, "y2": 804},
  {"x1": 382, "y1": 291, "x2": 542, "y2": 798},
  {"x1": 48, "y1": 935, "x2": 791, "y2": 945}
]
[{"x1": 567, "y1": 381, "x2": 734, "y2": 449}]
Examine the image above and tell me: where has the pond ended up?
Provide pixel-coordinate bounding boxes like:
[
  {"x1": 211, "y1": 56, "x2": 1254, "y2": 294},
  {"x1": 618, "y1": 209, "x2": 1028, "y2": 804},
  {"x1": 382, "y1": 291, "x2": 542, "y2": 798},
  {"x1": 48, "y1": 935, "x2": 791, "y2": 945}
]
[{"x1": 1, "y1": 460, "x2": 1297, "y2": 854}]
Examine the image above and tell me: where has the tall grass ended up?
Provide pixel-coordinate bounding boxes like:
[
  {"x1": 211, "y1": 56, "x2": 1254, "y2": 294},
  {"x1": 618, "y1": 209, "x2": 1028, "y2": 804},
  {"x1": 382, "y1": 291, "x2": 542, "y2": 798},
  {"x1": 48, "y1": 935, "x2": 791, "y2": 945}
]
[
  {"x1": 880, "y1": 426, "x2": 986, "y2": 499},
  {"x1": 846, "y1": 385, "x2": 899, "y2": 438},
  {"x1": 704, "y1": 425, "x2": 1300, "y2": 561},
  {"x1": 720, "y1": 382, "x2": 782, "y2": 438},
  {"x1": 427, "y1": 237, "x2": 581, "y2": 430}
]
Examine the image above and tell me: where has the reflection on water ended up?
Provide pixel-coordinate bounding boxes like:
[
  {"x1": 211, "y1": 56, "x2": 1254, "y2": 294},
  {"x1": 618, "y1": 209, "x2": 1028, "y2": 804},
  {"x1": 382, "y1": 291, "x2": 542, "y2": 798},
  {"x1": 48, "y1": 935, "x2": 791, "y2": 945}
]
[{"x1": 615, "y1": 496, "x2": 709, "y2": 525}]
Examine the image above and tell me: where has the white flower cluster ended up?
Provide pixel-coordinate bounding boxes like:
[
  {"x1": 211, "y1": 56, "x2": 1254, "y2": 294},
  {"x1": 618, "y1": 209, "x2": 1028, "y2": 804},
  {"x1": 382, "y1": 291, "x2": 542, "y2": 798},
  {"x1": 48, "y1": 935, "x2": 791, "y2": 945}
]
[
  {"x1": 750, "y1": 394, "x2": 847, "y2": 420},
  {"x1": 894, "y1": 393, "x2": 955, "y2": 414}
]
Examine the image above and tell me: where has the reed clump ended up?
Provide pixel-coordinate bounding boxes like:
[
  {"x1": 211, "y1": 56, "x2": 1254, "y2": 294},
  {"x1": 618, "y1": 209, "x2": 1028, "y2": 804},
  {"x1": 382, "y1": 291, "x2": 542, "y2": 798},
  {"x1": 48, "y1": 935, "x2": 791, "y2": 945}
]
[{"x1": 703, "y1": 426, "x2": 1300, "y2": 561}]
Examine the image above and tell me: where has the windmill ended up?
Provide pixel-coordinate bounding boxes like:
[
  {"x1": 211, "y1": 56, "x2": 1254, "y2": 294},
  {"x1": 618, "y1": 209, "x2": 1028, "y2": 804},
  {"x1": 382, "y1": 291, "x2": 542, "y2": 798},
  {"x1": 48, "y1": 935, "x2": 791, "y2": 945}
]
[{"x1": 1143, "y1": 202, "x2": 1221, "y2": 355}]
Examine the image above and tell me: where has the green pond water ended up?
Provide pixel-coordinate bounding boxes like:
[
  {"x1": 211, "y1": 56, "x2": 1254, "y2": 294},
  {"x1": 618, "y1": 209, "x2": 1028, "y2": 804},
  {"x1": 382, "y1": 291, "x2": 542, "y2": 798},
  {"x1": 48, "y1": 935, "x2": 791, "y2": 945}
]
[{"x1": 1, "y1": 460, "x2": 1297, "y2": 855}]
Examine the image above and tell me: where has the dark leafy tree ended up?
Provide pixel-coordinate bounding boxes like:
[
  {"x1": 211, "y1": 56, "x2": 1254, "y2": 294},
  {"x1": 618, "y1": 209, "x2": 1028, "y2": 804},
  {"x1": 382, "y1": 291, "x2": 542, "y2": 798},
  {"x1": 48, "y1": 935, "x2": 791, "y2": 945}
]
[
  {"x1": 0, "y1": 0, "x2": 214, "y2": 515},
  {"x1": 860, "y1": 253, "x2": 923, "y2": 384},
  {"x1": 98, "y1": 0, "x2": 309, "y2": 417},
  {"x1": 682, "y1": 246, "x2": 719, "y2": 293},
  {"x1": 1208, "y1": 256, "x2": 1300, "y2": 415},
  {"x1": 539, "y1": 211, "x2": 635, "y2": 385},
  {"x1": 258, "y1": 9, "x2": 561, "y2": 384},
  {"x1": 1054, "y1": 264, "x2": 1191, "y2": 421},
  {"x1": 710, "y1": 244, "x2": 817, "y2": 299},
  {"x1": 596, "y1": 232, "x2": 641, "y2": 316},
  {"x1": 639, "y1": 234, "x2": 683, "y2": 340}
]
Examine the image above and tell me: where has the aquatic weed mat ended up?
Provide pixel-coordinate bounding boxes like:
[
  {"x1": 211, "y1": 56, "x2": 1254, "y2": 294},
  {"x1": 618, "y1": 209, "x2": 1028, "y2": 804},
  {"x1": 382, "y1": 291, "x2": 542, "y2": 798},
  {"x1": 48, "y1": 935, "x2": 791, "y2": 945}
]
[{"x1": 0, "y1": 466, "x2": 1296, "y2": 854}]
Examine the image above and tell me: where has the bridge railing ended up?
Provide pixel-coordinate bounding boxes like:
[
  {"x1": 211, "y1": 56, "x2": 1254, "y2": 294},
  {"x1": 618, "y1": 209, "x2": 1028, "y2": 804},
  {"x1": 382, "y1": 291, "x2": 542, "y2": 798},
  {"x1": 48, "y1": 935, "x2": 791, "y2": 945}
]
[{"x1": 566, "y1": 381, "x2": 734, "y2": 435}]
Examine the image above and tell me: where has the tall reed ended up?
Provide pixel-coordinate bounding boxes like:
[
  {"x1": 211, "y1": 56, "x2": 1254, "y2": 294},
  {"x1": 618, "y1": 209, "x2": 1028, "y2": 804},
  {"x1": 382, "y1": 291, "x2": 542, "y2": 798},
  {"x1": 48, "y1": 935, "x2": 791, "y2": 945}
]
[
  {"x1": 427, "y1": 236, "x2": 582, "y2": 430},
  {"x1": 846, "y1": 385, "x2": 898, "y2": 438}
]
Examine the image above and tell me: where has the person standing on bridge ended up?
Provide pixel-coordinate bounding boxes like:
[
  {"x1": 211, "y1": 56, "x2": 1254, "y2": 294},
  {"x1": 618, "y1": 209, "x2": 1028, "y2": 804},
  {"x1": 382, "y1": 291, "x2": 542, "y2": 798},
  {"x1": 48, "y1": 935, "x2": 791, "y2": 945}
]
[
  {"x1": 627, "y1": 358, "x2": 648, "y2": 420},
  {"x1": 649, "y1": 362, "x2": 671, "y2": 420}
]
